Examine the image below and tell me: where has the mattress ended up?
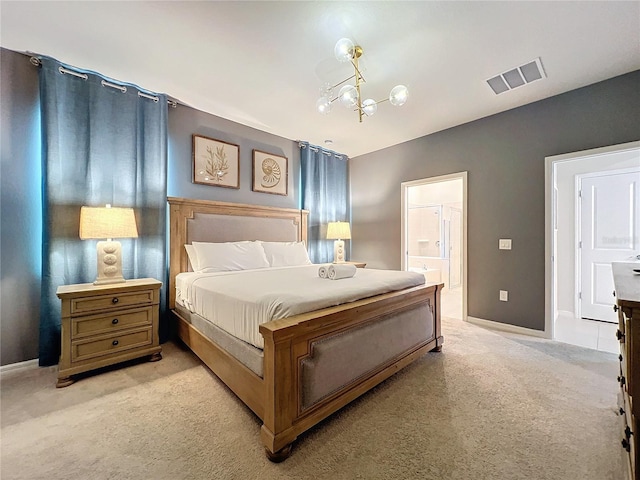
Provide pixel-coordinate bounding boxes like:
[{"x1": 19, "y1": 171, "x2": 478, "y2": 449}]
[{"x1": 176, "y1": 265, "x2": 425, "y2": 349}]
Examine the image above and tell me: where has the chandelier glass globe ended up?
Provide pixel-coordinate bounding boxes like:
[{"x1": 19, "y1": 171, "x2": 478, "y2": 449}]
[
  {"x1": 389, "y1": 85, "x2": 409, "y2": 106},
  {"x1": 334, "y1": 38, "x2": 355, "y2": 63},
  {"x1": 316, "y1": 96, "x2": 332, "y2": 114},
  {"x1": 362, "y1": 99, "x2": 378, "y2": 116},
  {"x1": 339, "y1": 85, "x2": 358, "y2": 108}
]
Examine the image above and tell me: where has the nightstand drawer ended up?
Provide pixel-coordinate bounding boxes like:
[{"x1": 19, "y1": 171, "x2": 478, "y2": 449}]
[
  {"x1": 72, "y1": 327, "x2": 152, "y2": 362},
  {"x1": 71, "y1": 289, "x2": 155, "y2": 314},
  {"x1": 72, "y1": 307, "x2": 153, "y2": 339}
]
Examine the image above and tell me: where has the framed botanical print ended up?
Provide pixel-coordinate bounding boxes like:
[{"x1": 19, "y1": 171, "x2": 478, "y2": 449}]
[
  {"x1": 193, "y1": 134, "x2": 240, "y2": 189},
  {"x1": 252, "y1": 149, "x2": 288, "y2": 196}
]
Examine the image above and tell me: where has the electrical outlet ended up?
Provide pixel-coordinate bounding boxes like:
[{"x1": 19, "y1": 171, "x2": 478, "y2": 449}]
[
  {"x1": 499, "y1": 290, "x2": 508, "y2": 302},
  {"x1": 499, "y1": 239, "x2": 512, "y2": 250}
]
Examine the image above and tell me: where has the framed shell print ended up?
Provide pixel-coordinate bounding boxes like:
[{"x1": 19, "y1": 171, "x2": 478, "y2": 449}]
[
  {"x1": 193, "y1": 134, "x2": 240, "y2": 189},
  {"x1": 252, "y1": 150, "x2": 288, "y2": 196}
]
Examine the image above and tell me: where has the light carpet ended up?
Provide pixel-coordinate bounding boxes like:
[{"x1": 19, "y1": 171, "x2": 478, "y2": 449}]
[{"x1": 0, "y1": 317, "x2": 624, "y2": 480}]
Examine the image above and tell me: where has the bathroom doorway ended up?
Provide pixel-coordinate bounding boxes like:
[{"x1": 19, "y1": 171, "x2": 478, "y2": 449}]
[
  {"x1": 545, "y1": 141, "x2": 639, "y2": 352},
  {"x1": 401, "y1": 172, "x2": 467, "y2": 320}
]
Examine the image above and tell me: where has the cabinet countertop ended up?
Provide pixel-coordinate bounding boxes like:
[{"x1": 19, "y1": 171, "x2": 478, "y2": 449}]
[
  {"x1": 612, "y1": 262, "x2": 640, "y2": 305},
  {"x1": 57, "y1": 278, "x2": 162, "y2": 296}
]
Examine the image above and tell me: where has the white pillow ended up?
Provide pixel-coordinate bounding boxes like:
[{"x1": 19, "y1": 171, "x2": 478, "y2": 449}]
[
  {"x1": 192, "y1": 241, "x2": 270, "y2": 272},
  {"x1": 184, "y1": 244, "x2": 200, "y2": 271},
  {"x1": 261, "y1": 241, "x2": 312, "y2": 267}
]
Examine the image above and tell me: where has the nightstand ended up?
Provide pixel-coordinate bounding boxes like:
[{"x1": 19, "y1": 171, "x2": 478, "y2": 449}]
[
  {"x1": 345, "y1": 261, "x2": 366, "y2": 268},
  {"x1": 55, "y1": 278, "x2": 162, "y2": 387}
]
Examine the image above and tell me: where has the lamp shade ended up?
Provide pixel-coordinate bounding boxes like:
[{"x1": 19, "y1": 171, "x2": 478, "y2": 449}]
[
  {"x1": 79, "y1": 206, "x2": 138, "y2": 240},
  {"x1": 326, "y1": 221, "x2": 351, "y2": 240}
]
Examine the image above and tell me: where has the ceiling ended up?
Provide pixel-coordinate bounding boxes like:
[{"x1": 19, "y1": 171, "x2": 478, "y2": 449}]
[{"x1": 2, "y1": 1, "x2": 639, "y2": 158}]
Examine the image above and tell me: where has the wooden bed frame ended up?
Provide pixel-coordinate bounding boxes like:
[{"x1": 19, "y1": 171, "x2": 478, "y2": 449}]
[{"x1": 168, "y1": 197, "x2": 443, "y2": 461}]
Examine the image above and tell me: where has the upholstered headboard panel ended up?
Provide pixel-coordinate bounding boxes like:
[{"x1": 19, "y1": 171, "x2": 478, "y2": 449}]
[
  {"x1": 167, "y1": 197, "x2": 308, "y2": 309},
  {"x1": 186, "y1": 213, "x2": 300, "y2": 244}
]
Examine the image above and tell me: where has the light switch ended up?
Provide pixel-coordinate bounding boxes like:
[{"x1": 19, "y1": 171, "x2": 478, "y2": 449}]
[
  {"x1": 500, "y1": 290, "x2": 508, "y2": 301},
  {"x1": 499, "y1": 239, "x2": 512, "y2": 250}
]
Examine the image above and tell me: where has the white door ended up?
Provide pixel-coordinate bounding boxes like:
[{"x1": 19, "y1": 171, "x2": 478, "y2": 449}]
[
  {"x1": 579, "y1": 169, "x2": 640, "y2": 322},
  {"x1": 449, "y1": 207, "x2": 462, "y2": 288}
]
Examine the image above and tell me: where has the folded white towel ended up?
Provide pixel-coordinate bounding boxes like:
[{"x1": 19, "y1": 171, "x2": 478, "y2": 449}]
[
  {"x1": 318, "y1": 264, "x2": 330, "y2": 278},
  {"x1": 327, "y1": 263, "x2": 357, "y2": 280}
]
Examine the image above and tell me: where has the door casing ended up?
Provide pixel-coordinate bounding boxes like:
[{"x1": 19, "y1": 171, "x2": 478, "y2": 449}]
[
  {"x1": 545, "y1": 141, "x2": 640, "y2": 339},
  {"x1": 401, "y1": 171, "x2": 468, "y2": 320}
]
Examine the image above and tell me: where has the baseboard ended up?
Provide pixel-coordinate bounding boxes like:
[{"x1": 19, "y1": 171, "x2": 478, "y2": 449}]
[
  {"x1": 466, "y1": 316, "x2": 548, "y2": 339},
  {"x1": 0, "y1": 358, "x2": 40, "y2": 378},
  {"x1": 556, "y1": 310, "x2": 575, "y2": 319}
]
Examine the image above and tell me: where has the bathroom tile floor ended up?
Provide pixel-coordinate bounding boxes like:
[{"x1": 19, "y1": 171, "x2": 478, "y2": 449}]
[
  {"x1": 441, "y1": 286, "x2": 463, "y2": 320},
  {"x1": 554, "y1": 311, "x2": 619, "y2": 354}
]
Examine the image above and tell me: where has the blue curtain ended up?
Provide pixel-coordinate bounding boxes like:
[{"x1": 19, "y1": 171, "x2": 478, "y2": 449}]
[
  {"x1": 300, "y1": 142, "x2": 349, "y2": 263},
  {"x1": 38, "y1": 57, "x2": 168, "y2": 366}
]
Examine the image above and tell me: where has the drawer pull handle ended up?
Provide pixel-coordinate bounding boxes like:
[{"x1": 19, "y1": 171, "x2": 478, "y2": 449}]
[
  {"x1": 112, "y1": 340, "x2": 119, "y2": 346},
  {"x1": 624, "y1": 426, "x2": 633, "y2": 438},
  {"x1": 112, "y1": 297, "x2": 119, "y2": 304},
  {"x1": 613, "y1": 304, "x2": 618, "y2": 312},
  {"x1": 619, "y1": 408, "x2": 625, "y2": 416},
  {"x1": 616, "y1": 330, "x2": 625, "y2": 341},
  {"x1": 112, "y1": 318, "x2": 119, "y2": 325},
  {"x1": 622, "y1": 439, "x2": 630, "y2": 452},
  {"x1": 618, "y1": 375, "x2": 626, "y2": 386}
]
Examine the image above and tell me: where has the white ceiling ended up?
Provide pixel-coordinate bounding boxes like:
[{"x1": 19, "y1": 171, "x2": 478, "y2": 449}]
[{"x1": 2, "y1": 1, "x2": 639, "y2": 158}]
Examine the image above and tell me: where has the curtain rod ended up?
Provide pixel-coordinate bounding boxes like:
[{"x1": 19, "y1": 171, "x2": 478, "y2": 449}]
[
  {"x1": 297, "y1": 141, "x2": 346, "y2": 160},
  {"x1": 29, "y1": 56, "x2": 178, "y2": 108}
]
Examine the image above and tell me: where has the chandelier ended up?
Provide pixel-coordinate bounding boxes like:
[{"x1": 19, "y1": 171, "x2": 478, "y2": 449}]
[{"x1": 316, "y1": 38, "x2": 409, "y2": 122}]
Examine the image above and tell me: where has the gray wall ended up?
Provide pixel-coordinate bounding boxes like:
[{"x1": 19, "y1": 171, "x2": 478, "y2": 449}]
[
  {"x1": 350, "y1": 70, "x2": 640, "y2": 331},
  {"x1": 168, "y1": 105, "x2": 299, "y2": 209},
  {"x1": 1, "y1": 48, "x2": 41, "y2": 364},
  {"x1": 0, "y1": 48, "x2": 300, "y2": 365}
]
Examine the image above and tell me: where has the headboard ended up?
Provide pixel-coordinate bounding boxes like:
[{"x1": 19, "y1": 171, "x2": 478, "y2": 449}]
[{"x1": 167, "y1": 197, "x2": 309, "y2": 309}]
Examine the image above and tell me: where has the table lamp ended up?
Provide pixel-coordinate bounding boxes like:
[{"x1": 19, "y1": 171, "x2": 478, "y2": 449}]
[
  {"x1": 326, "y1": 221, "x2": 351, "y2": 263},
  {"x1": 79, "y1": 205, "x2": 139, "y2": 285}
]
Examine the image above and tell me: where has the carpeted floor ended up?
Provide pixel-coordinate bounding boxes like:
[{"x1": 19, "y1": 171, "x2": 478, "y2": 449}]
[{"x1": 1, "y1": 317, "x2": 625, "y2": 480}]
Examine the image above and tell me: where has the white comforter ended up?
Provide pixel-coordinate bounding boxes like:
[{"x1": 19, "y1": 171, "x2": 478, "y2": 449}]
[{"x1": 176, "y1": 265, "x2": 425, "y2": 349}]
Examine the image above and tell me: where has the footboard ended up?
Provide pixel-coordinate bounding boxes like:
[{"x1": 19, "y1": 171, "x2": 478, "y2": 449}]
[{"x1": 259, "y1": 282, "x2": 443, "y2": 460}]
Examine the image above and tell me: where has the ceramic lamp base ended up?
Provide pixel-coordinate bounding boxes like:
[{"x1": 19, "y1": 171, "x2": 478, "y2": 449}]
[
  {"x1": 94, "y1": 240, "x2": 126, "y2": 285},
  {"x1": 333, "y1": 239, "x2": 345, "y2": 263}
]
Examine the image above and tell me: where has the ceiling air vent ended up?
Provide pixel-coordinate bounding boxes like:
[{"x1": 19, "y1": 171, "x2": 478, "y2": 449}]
[{"x1": 486, "y1": 57, "x2": 546, "y2": 95}]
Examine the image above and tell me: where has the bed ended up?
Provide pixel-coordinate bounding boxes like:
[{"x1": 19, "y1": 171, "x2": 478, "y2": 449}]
[{"x1": 168, "y1": 197, "x2": 443, "y2": 461}]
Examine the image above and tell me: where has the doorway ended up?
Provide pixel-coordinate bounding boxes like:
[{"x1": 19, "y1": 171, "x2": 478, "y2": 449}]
[
  {"x1": 401, "y1": 172, "x2": 468, "y2": 320},
  {"x1": 545, "y1": 141, "x2": 640, "y2": 351}
]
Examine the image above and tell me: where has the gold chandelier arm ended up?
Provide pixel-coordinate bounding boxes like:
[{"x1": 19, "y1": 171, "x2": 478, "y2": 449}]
[
  {"x1": 329, "y1": 73, "x2": 357, "y2": 91},
  {"x1": 350, "y1": 59, "x2": 367, "y2": 84},
  {"x1": 353, "y1": 55, "x2": 363, "y2": 122}
]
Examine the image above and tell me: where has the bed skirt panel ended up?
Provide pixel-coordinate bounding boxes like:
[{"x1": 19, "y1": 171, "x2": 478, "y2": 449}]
[{"x1": 175, "y1": 304, "x2": 264, "y2": 377}]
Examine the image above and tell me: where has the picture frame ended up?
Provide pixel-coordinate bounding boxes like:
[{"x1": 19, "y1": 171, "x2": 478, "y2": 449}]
[
  {"x1": 193, "y1": 134, "x2": 240, "y2": 189},
  {"x1": 252, "y1": 150, "x2": 288, "y2": 196}
]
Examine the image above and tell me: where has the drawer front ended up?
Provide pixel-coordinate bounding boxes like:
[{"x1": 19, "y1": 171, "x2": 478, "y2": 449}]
[
  {"x1": 72, "y1": 327, "x2": 152, "y2": 362},
  {"x1": 620, "y1": 351, "x2": 628, "y2": 395},
  {"x1": 624, "y1": 315, "x2": 634, "y2": 399},
  {"x1": 72, "y1": 307, "x2": 153, "y2": 339},
  {"x1": 71, "y1": 289, "x2": 156, "y2": 314},
  {"x1": 629, "y1": 415, "x2": 640, "y2": 478}
]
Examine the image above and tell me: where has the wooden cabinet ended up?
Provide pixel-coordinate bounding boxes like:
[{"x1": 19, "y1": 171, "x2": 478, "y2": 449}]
[
  {"x1": 613, "y1": 262, "x2": 639, "y2": 480},
  {"x1": 56, "y1": 278, "x2": 162, "y2": 387}
]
